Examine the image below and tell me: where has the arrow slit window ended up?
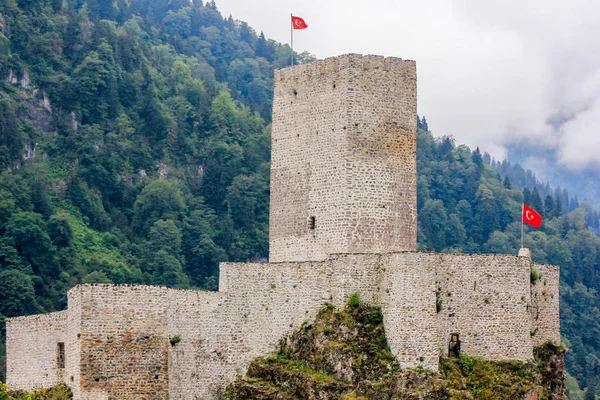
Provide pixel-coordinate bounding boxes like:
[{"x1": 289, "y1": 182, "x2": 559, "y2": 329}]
[{"x1": 57, "y1": 342, "x2": 65, "y2": 368}]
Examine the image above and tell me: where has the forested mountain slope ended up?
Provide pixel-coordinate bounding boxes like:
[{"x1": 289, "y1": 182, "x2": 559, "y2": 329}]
[{"x1": 0, "y1": 1, "x2": 599, "y2": 398}]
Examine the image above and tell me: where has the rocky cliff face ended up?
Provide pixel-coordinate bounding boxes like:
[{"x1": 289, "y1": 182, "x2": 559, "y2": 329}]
[{"x1": 221, "y1": 297, "x2": 567, "y2": 400}]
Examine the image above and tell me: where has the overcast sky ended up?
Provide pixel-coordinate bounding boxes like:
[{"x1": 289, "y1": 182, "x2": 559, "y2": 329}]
[{"x1": 215, "y1": 0, "x2": 600, "y2": 171}]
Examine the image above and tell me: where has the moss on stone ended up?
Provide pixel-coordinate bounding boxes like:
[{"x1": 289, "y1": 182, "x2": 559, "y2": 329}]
[
  {"x1": 221, "y1": 301, "x2": 567, "y2": 400},
  {"x1": 2, "y1": 383, "x2": 72, "y2": 400}
]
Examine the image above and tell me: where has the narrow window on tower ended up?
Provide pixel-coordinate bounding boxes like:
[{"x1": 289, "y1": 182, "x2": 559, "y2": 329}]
[
  {"x1": 57, "y1": 342, "x2": 65, "y2": 368},
  {"x1": 309, "y1": 216, "x2": 316, "y2": 230}
]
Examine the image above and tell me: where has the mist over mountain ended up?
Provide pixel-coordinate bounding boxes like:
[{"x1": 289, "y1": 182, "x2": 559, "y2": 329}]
[{"x1": 503, "y1": 142, "x2": 600, "y2": 208}]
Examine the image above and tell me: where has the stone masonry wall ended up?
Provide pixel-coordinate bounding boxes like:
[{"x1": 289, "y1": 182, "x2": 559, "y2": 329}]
[
  {"x1": 379, "y1": 253, "x2": 438, "y2": 370},
  {"x1": 77, "y1": 285, "x2": 169, "y2": 400},
  {"x1": 166, "y1": 255, "x2": 383, "y2": 399},
  {"x1": 6, "y1": 311, "x2": 68, "y2": 391},
  {"x1": 6, "y1": 252, "x2": 559, "y2": 399},
  {"x1": 167, "y1": 289, "x2": 224, "y2": 400},
  {"x1": 530, "y1": 263, "x2": 561, "y2": 347},
  {"x1": 67, "y1": 287, "x2": 82, "y2": 400},
  {"x1": 269, "y1": 54, "x2": 417, "y2": 262},
  {"x1": 435, "y1": 254, "x2": 533, "y2": 361}
]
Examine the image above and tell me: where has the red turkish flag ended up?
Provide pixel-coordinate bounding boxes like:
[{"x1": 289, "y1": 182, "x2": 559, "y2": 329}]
[
  {"x1": 522, "y1": 204, "x2": 543, "y2": 228},
  {"x1": 292, "y1": 16, "x2": 308, "y2": 30}
]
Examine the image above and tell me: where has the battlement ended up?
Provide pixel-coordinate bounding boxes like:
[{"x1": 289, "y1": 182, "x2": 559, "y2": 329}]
[{"x1": 275, "y1": 54, "x2": 415, "y2": 81}]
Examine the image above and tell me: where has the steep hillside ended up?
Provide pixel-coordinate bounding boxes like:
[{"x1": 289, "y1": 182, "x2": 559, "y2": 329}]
[{"x1": 0, "y1": 1, "x2": 599, "y2": 397}]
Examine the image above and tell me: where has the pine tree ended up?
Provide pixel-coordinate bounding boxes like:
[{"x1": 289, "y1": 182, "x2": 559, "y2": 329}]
[
  {"x1": 544, "y1": 195, "x2": 555, "y2": 219},
  {"x1": 555, "y1": 195, "x2": 563, "y2": 217},
  {"x1": 531, "y1": 187, "x2": 544, "y2": 214},
  {"x1": 585, "y1": 382, "x2": 596, "y2": 400},
  {"x1": 422, "y1": 116, "x2": 429, "y2": 131},
  {"x1": 523, "y1": 188, "x2": 531, "y2": 205}
]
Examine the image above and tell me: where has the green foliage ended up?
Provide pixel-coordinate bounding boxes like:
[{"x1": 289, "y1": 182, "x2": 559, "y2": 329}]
[
  {"x1": 436, "y1": 291, "x2": 443, "y2": 313},
  {"x1": 347, "y1": 293, "x2": 361, "y2": 312},
  {"x1": 530, "y1": 267, "x2": 542, "y2": 284},
  {"x1": 457, "y1": 354, "x2": 475, "y2": 376},
  {"x1": 0, "y1": 382, "x2": 72, "y2": 399},
  {"x1": 584, "y1": 382, "x2": 597, "y2": 400},
  {"x1": 169, "y1": 335, "x2": 181, "y2": 346}
]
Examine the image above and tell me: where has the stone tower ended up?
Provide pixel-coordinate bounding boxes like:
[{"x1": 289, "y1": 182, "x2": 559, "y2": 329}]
[{"x1": 269, "y1": 54, "x2": 418, "y2": 262}]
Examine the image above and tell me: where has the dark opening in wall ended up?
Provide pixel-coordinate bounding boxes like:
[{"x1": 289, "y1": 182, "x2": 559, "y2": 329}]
[
  {"x1": 448, "y1": 333, "x2": 461, "y2": 358},
  {"x1": 57, "y1": 342, "x2": 65, "y2": 368},
  {"x1": 309, "y1": 216, "x2": 316, "y2": 230}
]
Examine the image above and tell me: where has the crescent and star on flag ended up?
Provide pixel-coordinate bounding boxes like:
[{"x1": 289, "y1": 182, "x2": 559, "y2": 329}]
[
  {"x1": 521, "y1": 203, "x2": 542, "y2": 249},
  {"x1": 522, "y1": 204, "x2": 542, "y2": 228},
  {"x1": 292, "y1": 16, "x2": 308, "y2": 30}
]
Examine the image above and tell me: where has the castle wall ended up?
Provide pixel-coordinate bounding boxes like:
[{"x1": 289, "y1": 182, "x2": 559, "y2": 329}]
[
  {"x1": 269, "y1": 54, "x2": 417, "y2": 262},
  {"x1": 435, "y1": 254, "x2": 533, "y2": 361},
  {"x1": 66, "y1": 287, "x2": 82, "y2": 399},
  {"x1": 379, "y1": 253, "x2": 438, "y2": 370},
  {"x1": 166, "y1": 289, "x2": 224, "y2": 400},
  {"x1": 6, "y1": 311, "x2": 68, "y2": 391},
  {"x1": 6, "y1": 251, "x2": 559, "y2": 399},
  {"x1": 77, "y1": 285, "x2": 169, "y2": 400},
  {"x1": 166, "y1": 255, "x2": 383, "y2": 399},
  {"x1": 530, "y1": 263, "x2": 561, "y2": 347}
]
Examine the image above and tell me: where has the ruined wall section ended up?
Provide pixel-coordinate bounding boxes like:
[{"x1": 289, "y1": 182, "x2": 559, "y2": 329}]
[
  {"x1": 269, "y1": 54, "x2": 417, "y2": 262},
  {"x1": 379, "y1": 253, "x2": 437, "y2": 370},
  {"x1": 530, "y1": 263, "x2": 561, "y2": 347},
  {"x1": 435, "y1": 254, "x2": 533, "y2": 361},
  {"x1": 78, "y1": 285, "x2": 169, "y2": 400},
  {"x1": 6, "y1": 311, "x2": 68, "y2": 391}
]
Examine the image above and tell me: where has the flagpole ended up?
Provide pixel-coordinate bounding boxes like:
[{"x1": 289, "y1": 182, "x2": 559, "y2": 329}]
[
  {"x1": 290, "y1": 14, "x2": 294, "y2": 66},
  {"x1": 521, "y1": 203, "x2": 524, "y2": 249}
]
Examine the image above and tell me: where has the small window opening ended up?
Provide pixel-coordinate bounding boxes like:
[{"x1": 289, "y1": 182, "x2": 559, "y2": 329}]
[
  {"x1": 448, "y1": 333, "x2": 461, "y2": 358},
  {"x1": 309, "y1": 216, "x2": 316, "y2": 230},
  {"x1": 57, "y1": 342, "x2": 65, "y2": 368}
]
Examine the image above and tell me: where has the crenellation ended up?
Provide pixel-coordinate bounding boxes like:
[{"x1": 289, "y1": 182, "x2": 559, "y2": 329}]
[{"x1": 6, "y1": 54, "x2": 560, "y2": 400}]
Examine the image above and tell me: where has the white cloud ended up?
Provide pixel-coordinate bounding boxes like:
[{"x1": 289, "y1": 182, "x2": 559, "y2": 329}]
[{"x1": 214, "y1": 0, "x2": 600, "y2": 170}]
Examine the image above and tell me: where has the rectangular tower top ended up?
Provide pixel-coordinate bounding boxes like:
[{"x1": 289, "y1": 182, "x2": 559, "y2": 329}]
[{"x1": 275, "y1": 54, "x2": 416, "y2": 82}]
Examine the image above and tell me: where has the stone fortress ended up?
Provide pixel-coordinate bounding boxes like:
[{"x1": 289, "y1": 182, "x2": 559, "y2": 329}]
[{"x1": 6, "y1": 54, "x2": 560, "y2": 400}]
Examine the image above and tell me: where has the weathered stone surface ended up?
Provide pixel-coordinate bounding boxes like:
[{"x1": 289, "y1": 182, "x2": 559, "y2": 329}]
[{"x1": 269, "y1": 54, "x2": 418, "y2": 262}]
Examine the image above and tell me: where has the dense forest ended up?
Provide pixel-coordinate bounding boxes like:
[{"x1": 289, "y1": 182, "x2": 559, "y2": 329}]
[{"x1": 0, "y1": 1, "x2": 599, "y2": 399}]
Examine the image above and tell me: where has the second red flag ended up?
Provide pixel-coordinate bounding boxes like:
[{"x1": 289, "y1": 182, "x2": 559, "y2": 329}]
[{"x1": 522, "y1": 204, "x2": 543, "y2": 228}]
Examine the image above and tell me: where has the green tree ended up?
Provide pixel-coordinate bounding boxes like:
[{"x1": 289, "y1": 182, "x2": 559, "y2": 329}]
[
  {"x1": 47, "y1": 213, "x2": 74, "y2": 248},
  {"x1": 0, "y1": 270, "x2": 42, "y2": 317},
  {"x1": 133, "y1": 180, "x2": 186, "y2": 234},
  {"x1": 0, "y1": 99, "x2": 23, "y2": 169},
  {"x1": 148, "y1": 250, "x2": 189, "y2": 288},
  {"x1": 585, "y1": 382, "x2": 596, "y2": 400},
  {"x1": 5, "y1": 212, "x2": 55, "y2": 276},
  {"x1": 419, "y1": 199, "x2": 448, "y2": 251},
  {"x1": 182, "y1": 207, "x2": 227, "y2": 287},
  {"x1": 147, "y1": 219, "x2": 182, "y2": 258}
]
